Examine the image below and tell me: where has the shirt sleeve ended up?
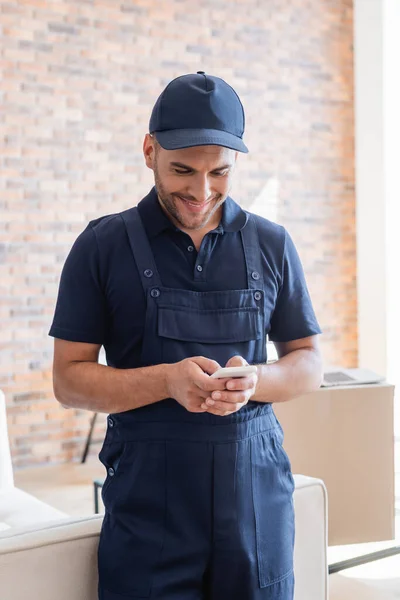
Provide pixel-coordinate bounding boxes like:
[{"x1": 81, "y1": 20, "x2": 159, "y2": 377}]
[
  {"x1": 268, "y1": 228, "x2": 322, "y2": 342},
  {"x1": 48, "y1": 224, "x2": 107, "y2": 344}
]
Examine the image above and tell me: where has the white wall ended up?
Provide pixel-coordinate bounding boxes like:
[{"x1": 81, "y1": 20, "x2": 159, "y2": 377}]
[
  {"x1": 355, "y1": 0, "x2": 400, "y2": 385},
  {"x1": 383, "y1": 0, "x2": 400, "y2": 392},
  {"x1": 354, "y1": 0, "x2": 386, "y2": 375}
]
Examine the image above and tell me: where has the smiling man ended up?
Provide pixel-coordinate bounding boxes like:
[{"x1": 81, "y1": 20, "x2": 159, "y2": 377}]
[{"x1": 50, "y1": 72, "x2": 323, "y2": 600}]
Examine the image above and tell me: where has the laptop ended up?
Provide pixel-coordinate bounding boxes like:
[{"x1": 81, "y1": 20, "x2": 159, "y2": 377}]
[{"x1": 321, "y1": 368, "x2": 385, "y2": 387}]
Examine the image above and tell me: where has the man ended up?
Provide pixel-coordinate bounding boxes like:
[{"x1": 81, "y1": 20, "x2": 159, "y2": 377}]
[{"x1": 50, "y1": 72, "x2": 323, "y2": 600}]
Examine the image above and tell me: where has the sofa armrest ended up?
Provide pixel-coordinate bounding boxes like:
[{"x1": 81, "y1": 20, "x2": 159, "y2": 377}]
[
  {"x1": 293, "y1": 474, "x2": 328, "y2": 600},
  {"x1": 0, "y1": 515, "x2": 103, "y2": 600}
]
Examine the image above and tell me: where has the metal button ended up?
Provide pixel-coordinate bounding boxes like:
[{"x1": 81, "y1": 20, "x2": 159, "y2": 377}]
[
  {"x1": 150, "y1": 288, "x2": 161, "y2": 298},
  {"x1": 108, "y1": 417, "x2": 114, "y2": 428},
  {"x1": 108, "y1": 467, "x2": 115, "y2": 477},
  {"x1": 252, "y1": 271, "x2": 260, "y2": 280},
  {"x1": 254, "y1": 291, "x2": 262, "y2": 301},
  {"x1": 144, "y1": 269, "x2": 153, "y2": 278},
  {"x1": 196, "y1": 265, "x2": 203, "y2": 272},
  {"x1": 187, "y1": 245, "x2": 194, "y2": 252}
]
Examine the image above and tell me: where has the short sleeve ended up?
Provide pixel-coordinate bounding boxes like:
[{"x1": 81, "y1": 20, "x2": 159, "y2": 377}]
[
  {"x1": 48, "y1": 225, "x2": 107, "y2": 344},
  {"x1": 268, "y1": 229, "x2": 322, "y2": 342}
]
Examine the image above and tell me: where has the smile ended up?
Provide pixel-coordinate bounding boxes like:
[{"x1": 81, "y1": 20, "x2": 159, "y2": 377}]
[{"x1": 176, "y1": 196, "x2": 212, "y2": 212}]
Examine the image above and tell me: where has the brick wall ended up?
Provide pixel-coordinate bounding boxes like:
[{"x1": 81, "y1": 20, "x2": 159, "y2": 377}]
[{"x1": 0, "y1": 0, "x2": 356, "y2": 468}]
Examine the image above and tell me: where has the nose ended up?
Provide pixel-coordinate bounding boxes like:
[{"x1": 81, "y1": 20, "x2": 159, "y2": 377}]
[{"x1": 193, "y1": 175, "x2": 212, "y2": 203}]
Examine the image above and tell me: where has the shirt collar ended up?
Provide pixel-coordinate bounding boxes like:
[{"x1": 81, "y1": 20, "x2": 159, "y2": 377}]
[
  {"x1": 137, "y1": 187, "x2": 177, "y2": 239},
  {"x1": 137, "y1": 186, "x2": 248, "y2": 239},
  {"x1": 221, "y1": 195, "x2": 248, "y2": 232}
]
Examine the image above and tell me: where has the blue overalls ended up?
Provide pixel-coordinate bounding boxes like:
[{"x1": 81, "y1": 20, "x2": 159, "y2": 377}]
[{"x1": 98, "y1": 207, "x2": 295, "y2": 600}]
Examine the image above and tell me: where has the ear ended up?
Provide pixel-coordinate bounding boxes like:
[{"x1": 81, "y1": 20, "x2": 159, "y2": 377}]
[{"x1": 143, "y1": 134, "x2": 156, "y2": 170}]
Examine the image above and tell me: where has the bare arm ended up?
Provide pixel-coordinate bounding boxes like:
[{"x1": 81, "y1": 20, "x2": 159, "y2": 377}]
[
  {"x1": 52, "y1": 339, "x2": 227, "y2": 414},
  {"x1": 252, "y1": 335, "x2": 323, "y2": 403},
  {"x1": 52, "y1": 339, "x2": 171, "y2": 413}
]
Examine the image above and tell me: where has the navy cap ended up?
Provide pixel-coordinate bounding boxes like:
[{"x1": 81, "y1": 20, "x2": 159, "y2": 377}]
[{"x1": 149, "y1": 72, "x2": 249, "y2": 153}]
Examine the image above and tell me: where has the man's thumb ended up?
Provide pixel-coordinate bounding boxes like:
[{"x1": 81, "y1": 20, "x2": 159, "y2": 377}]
[
  {"x1": 190, "y1": 356, "x2": 221, "y2": 375},
  {"x1": 225, "y1": 355, "x2": 248, "y2": 368}
]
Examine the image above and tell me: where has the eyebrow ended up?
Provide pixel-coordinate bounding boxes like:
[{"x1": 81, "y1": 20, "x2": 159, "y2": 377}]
[{"x1": 170, "y1": 162, "x2": 232, "y2": 172}]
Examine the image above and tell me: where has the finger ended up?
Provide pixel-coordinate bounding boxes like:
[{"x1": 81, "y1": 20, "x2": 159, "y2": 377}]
[
  {"x1": 201, "y1": 397, "x2": 220, "y2": 410},
  {"x1": 201, "y1": 397, "x2": 231, "y2": 412},
  {"x1": 225, "y1": 374, "x2": 258, "y2": 391},
  {"x1": 202, "y1": 398, "x2": 243, "y2": 413},
  {"x1": 190, "y1": 356, "x2": 221, "y2": 375},
  {"x1": 200, "y1": 402, "x2": 234, "y2": 416},
  {"x1": 189, "y1": 404, "x2": 209, "y2": 413},
  {"x1": 205, "y1": 406, "x2": 237, "y2": 416},
  {"x1": 211, "y1": 390, "x2": 251, "y2": 404},
  {"x1": 225, "y1": 355, "x2": 248, "y2": 368},
  {"x1": 193, "y1": 388, "x2": 211, "y2": 400},
  {"x1": 189, "y1": 357, "x2": 228, "y2": 393},
  {"x1": 208, "y1": 410, "x2": 233, "y2": 417},
  {"x1": 195, "y1": 375, "x2": 228, "y2": 393}
]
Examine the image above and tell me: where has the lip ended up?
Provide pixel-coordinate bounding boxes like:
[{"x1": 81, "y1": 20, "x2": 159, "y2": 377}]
[{"x1": 176, "y1": 195, "x2": 211, "y2": 213}]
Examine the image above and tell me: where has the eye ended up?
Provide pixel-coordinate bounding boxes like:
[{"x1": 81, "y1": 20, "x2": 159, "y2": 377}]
[
  {"x1": 174, "y1": 169, "x2": 191, "y2": 175},
  {"x1": 212, "y1": 171, "x2": 228, "y2": 177}
]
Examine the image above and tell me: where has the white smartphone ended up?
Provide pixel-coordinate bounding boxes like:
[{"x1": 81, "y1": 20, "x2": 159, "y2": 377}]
[{"x1": 210, "y1": 365, "x2": 258, "y2": 379}]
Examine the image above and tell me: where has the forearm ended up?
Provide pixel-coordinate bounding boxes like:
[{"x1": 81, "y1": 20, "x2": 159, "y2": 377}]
[
  {"x1": 252, "y1": 348, "x2": 323, "y2": 403},
  {"x1": 54, "y1": 361, "x2": 171, "y2": 413}
]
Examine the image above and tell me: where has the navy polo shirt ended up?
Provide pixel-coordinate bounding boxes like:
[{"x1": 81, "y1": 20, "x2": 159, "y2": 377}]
[{"x1": 49, "y1": 187, "x2": 321, "y2": 368}]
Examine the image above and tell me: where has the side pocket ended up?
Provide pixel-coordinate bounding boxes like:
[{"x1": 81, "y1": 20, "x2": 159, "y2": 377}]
[{"x1": 251, "y1": 432, "x2": 295, "y2": 588}]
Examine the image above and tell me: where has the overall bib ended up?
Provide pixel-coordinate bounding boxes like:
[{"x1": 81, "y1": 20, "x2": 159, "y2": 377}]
[{"x1": 98, "y1": 208, "x2": 295, "y2": 600}]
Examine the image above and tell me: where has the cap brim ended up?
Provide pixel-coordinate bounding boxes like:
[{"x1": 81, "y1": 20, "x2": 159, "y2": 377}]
[{"x1": 154, "y1": 129, "x2": 249, "y2": 153}]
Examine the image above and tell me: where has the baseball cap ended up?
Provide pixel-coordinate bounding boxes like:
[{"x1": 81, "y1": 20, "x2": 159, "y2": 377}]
[{"x1": 149, "y1": 71, "x2": 249, "y2": 153}]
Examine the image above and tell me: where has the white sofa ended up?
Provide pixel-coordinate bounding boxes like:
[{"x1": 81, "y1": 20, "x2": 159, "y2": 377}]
[
  {"x1": 0, "y1": 389, "x2": 328, "y2": 599},
  {"x1": 0, "y1": 390, "x2": 67, "y2": 531}
]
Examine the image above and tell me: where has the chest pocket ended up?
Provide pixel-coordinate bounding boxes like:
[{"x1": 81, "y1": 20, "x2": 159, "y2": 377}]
[
  {"x1": 158, "y1": 305, "x2": 262, "y2": 344},
  {"x1": 149, "y1": 287, "x2": 265, "y2": 366}
]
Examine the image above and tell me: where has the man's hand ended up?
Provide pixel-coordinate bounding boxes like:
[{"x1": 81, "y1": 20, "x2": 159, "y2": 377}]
[
  {"x1": 201, "y1": 356, "x2": 258, "y2": 417},
  {"x1": 166, "y1": 356, "x2": 228, "y2": 413}
]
